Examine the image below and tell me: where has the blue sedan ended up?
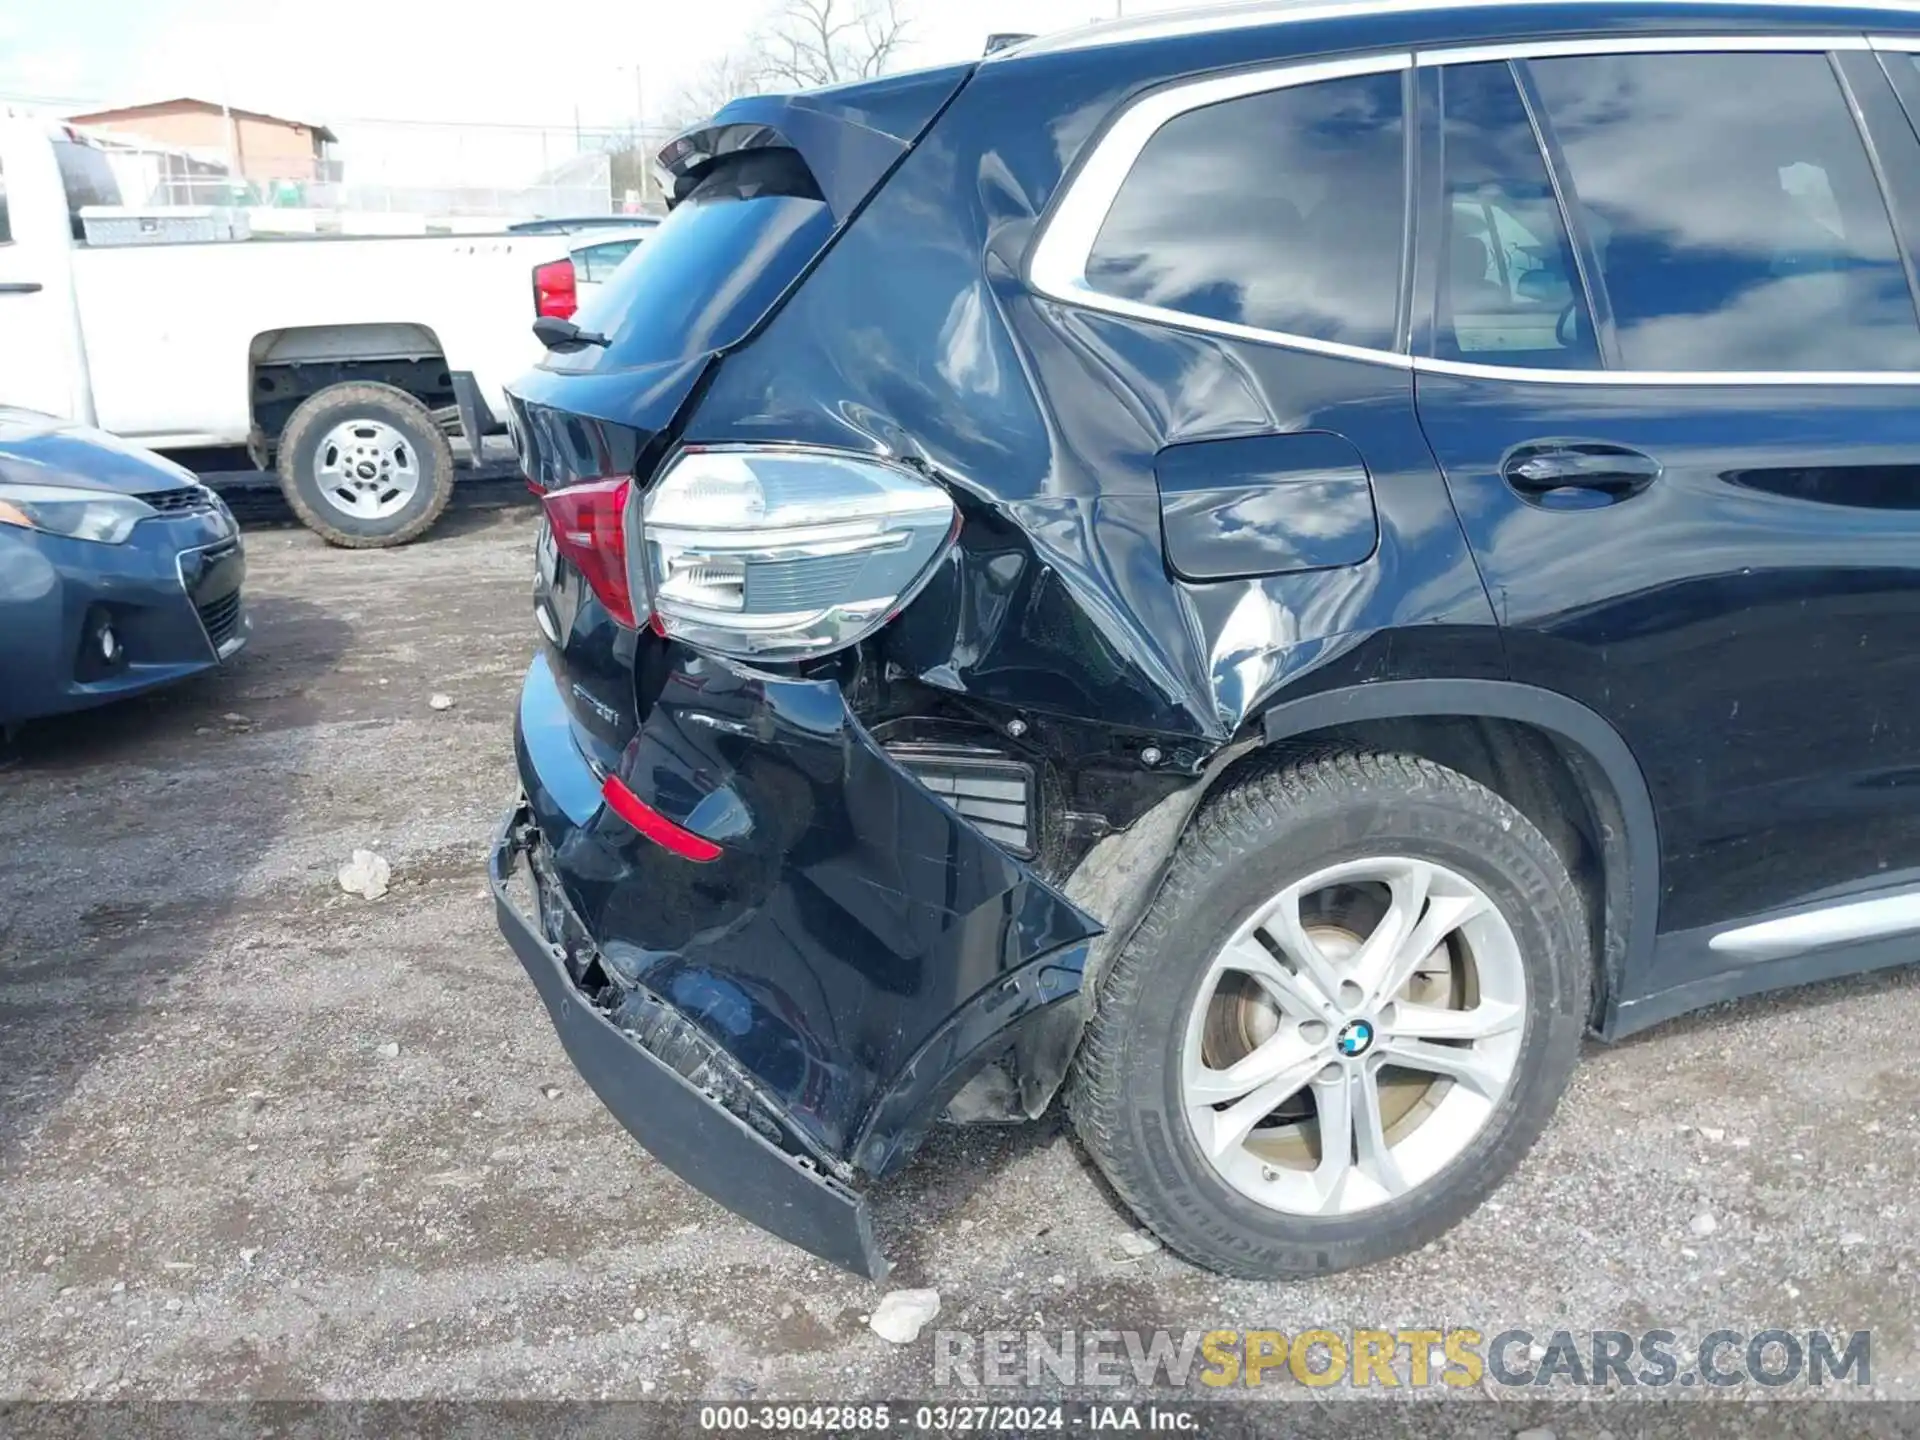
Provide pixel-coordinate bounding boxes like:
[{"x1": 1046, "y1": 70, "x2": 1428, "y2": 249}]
[{"x1": 0, "y1": 408, "x2": 248, "y2": 729}]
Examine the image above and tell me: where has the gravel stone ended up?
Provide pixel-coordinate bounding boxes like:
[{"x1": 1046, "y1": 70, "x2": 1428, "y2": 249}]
[
  {"x1": 337, "y1": 850, "x2": 390, "y2": 901},
  {"x1": 869, "y1": 1290, "x2": 941, "y2": 1344}
]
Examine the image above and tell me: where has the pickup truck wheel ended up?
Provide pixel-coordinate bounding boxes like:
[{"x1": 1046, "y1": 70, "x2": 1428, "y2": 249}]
[
  {"x1": 277, "y1": 382, "x2": 455, "y2": 547},
  {"x1": 1070, "y1": 751, "x2": 1588, "y2": 1279}
]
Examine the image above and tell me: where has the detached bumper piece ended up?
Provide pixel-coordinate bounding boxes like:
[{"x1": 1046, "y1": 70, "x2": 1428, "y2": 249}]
[{"x1": 490, "y1": 806, "x2": 888, "y2": 1279}]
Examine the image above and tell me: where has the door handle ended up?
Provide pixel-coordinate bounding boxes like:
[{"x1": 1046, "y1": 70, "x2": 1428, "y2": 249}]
[
  {"x1": 1501, "y1": 441, "x2": 1661, "y2": 507},
  {"x1": 0, "y1": 282, "x2": 43, "y2": 294}
]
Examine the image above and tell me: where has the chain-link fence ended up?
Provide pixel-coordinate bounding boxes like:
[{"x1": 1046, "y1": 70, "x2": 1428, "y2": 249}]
[
  {"x1": 7, "y1": 100, "x2": 678, "y2": 227},
  {"x1": 322, "y1": 119, "x2": 676, "y2": 220},
  {"x1": 131, "y1": 158, "x2": 618, "y2": 222}
]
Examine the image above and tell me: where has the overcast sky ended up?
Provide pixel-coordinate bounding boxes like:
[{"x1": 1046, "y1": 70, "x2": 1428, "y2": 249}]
[{"x1": 0, "y1": 0, "x2": 1217, "y2": 131}]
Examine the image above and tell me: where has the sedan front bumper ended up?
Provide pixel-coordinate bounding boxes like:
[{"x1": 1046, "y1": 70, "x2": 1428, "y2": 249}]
[{"x1": 0, "y1": 506, "x2": 246, "y2": 726}]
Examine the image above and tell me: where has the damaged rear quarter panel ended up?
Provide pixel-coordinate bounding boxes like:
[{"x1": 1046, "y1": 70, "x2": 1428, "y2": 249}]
[{"x1": 688, "y1": 50, "x2": 1503, "y2": 755}]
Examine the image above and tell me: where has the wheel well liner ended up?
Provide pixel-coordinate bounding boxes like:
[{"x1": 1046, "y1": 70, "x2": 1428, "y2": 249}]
[{"x1": 1258, "y1": 679, "x2": 1659, "y2": 1034}]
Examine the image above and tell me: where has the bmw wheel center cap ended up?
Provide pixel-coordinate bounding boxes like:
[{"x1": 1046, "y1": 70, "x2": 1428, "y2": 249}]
[{"x1": 1336, "y1": 1018, "x2": 1375, "y2": 1057}]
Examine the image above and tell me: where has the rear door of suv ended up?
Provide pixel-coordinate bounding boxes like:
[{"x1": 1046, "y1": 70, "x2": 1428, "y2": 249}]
[{"x1": 1412, "y1": 36, "x2": 1920, "y2": 1008}]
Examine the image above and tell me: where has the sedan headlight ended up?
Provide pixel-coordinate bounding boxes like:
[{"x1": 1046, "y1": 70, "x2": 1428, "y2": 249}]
[
  {"x1": 0, "y1": 483, "x2": 156, "y2": 544},
  {"x1": 637, "y1": 447, "x2": 957, "y2": 661}
]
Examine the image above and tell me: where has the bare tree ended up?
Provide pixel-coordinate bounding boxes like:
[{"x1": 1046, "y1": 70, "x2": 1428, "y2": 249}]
[
  {"x1": 756, "y1": 0, "x2": 912, "y2": 90},
  {"x1": 659, "y1": 0, "x2": 913, "y2": 138},
  {"x1": 663, "y1": 47, "x2": 782, "y2": 132}
]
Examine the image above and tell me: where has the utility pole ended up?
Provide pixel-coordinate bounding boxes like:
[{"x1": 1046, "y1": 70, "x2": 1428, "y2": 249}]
[
  {"x1": 217, "y1": 52, "x2": 241, "y2": 186},
  {"x1": 620, "y1": 62, "x2": 650, "y2": 211}
]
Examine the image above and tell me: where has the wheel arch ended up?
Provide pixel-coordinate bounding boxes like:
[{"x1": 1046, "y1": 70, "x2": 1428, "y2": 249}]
[
  {"x1": 247, "y1": 323, "x2": 452, "y2": 446},
  {"x1": 1035, "y1": 678, "x2": 1658, "y2": 1115},
  {"x1": 1254, "y1": 679, "x2": 1659, "y2": 1035}
]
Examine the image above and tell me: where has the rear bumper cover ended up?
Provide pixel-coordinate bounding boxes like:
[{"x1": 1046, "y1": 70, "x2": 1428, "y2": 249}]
[
  {"x1": 491, "y1": 806, "x2": 887, "y2": 1278},
  {"x1": 494, "y1": 652, "x2": 1100, "y2": 1275}
]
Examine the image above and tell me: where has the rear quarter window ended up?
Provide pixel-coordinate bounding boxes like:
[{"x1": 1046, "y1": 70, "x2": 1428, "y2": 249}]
[
  {"x1": 557, "y1": 149, "x2": 833, "y2": 374},
  {"x1": 1082, "y1": 70, "x2": 1407, "y2": 351}
]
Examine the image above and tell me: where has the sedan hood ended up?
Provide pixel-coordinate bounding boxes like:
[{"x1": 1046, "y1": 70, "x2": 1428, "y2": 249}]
[{"x1": 0, "y1": 408, "x2": 199, "y2": 496}]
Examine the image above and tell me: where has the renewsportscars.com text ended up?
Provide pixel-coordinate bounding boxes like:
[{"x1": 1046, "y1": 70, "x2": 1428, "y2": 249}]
[{"x1": 933, "y1": 1327, "x2": 1870, "y2": 1390}]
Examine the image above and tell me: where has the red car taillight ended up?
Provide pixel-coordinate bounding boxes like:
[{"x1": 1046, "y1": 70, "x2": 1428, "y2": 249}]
[
  {"x1": 601, "y1": 774, "x2": 723, "y2": 862},
  {"x1": 533, "y1": 258, "x2": 577, "y2": 320},
  {"x1": 539, "y1": 477, "x2": 636, "y2": 627}
]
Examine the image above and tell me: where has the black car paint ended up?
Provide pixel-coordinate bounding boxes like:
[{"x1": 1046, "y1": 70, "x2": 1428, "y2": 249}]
[
  {"x1": 0, "y1": 410, "x2": 247, "y2": 727},
  {"x1": 1154, "y1": 432, "x2": 1381, "y2": 582},
  {"x1": 497, "y1": 1, "x2": 1920, "y2": 1272},
  {"x1": 492, "y1": 808, "x2": 889, "y2": 1277},
  {"x1": 519, "y1": 652, "x2": 1100, "y2": 1167}
]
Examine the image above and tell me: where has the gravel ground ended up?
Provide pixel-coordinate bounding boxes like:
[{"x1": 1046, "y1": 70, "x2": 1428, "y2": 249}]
[{"x1": 2, "y1": 507, "x2": 1915, "y2": 1421}]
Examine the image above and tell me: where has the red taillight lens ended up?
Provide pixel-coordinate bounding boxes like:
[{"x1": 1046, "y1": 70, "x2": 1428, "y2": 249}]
[
  {"x1": 533, "y1": 258, "x2": 577, "y2": 320},
  {"x1": 601, "y1": 775, "x2": 723, "y2": 862},
  {"x1": 540, "y1": 477, "x2": 636, "y2": 627}
]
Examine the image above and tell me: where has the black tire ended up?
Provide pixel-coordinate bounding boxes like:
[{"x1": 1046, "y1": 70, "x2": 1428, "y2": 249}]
[
  {"x1": 1071, "y1": 750, "x2": 1588, "y2": 1280},
  {"x1": 275, "y1": 382, "x2": 455, "y2": 548}
]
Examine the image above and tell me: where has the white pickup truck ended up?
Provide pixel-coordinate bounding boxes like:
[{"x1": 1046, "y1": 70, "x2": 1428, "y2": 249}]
[{"x1": 0, "y1": 119, "x2": 590, "y2": 546}]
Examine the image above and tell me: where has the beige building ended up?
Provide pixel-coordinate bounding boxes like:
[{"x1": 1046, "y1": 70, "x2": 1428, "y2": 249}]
[{"x1": 66, "y1": 98, "x2": 338, "y2": 186}]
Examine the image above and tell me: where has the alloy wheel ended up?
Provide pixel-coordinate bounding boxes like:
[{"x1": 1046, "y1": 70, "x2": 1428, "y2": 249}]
[{"x1": 1181, "y1": 856, "x2": 1527, "y2": 1216}]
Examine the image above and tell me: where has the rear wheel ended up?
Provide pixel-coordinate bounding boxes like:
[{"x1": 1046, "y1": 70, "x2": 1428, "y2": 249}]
[
  {"x1": 276, "y1": 382, "x2": 455, "y2": 547},
  {"x1": 1071, "y1": 751, "x2": 1588, "y2": 1279}
]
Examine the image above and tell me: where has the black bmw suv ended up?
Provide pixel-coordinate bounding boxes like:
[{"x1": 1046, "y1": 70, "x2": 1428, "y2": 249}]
[{"x1": 495, "y1": 0, "x2": 1920, "y2": 1281}]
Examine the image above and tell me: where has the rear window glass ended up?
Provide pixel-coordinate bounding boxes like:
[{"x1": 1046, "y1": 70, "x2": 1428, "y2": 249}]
[
  {"x1": 1531, "y1": 51, "x2": 1920, "y2": 371},
  {"x1": 1085, "y1": 70, "x2": 1407, "y2": 351},
  {"x1": 576, "y1": 237, "x2": 642, "y2": 283},
  {"x1": 558, "y1": 150, "x2": 832, "y2": 374},
  {"x1": 1436, "y1": 61, "x2": 1597, "y2": 368},
  {"x1": 53, "y1": 140, "x2": 121, "y2": 240}
]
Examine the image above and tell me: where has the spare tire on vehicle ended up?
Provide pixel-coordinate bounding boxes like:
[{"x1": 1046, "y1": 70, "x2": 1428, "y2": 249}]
[{"x1": 276, "y1": 381, "x2": 455, "y2": 547}]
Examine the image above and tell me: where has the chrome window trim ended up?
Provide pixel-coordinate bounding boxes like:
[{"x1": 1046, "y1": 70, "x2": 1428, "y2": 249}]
[
  {"x1": 1029, "y1": 32, "x2": 1920, "y2": 386},
  {"x1": 1033, "y1": 289, "x2": 1417, "y2": 370},
  {"x1": 995, "y1": 0, "x2": 1920, "y2": 59},
  {"x1": 1868, "y1": 33, "x2": 1920, "y2": 51},
  {"x1": 1419, "y1": 32, "x2": 1870, "y2": 64},
  {"x1": 1417, "y1": 357, "x2": 1920, "y2": 385}
]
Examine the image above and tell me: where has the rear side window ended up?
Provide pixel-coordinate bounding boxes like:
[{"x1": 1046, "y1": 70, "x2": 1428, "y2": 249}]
[
  {"x1": 1436, "y1": 62, "x2": 1596, "y2": 369},
  {"x1": 1530, "y1": 51, "x2": 1920, "y2": 371},
  {"x1": 1084, "y1": 71, "x2": 1407, "y2": 351},
  {"x1": 52, "y1": 140, "x2": 120, "y2": 241},
  {"x1": 0, "y1": 157, "x2": 10, "y2": 245},
  {"x1": 558, "y1": 149, "x2": 832, "y2": 374}
]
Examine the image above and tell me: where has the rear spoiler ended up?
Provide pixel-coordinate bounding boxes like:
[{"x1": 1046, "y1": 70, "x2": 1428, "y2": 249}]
[{"x1": 656, "y1": 63, "x2": 973, "y2": 221}]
